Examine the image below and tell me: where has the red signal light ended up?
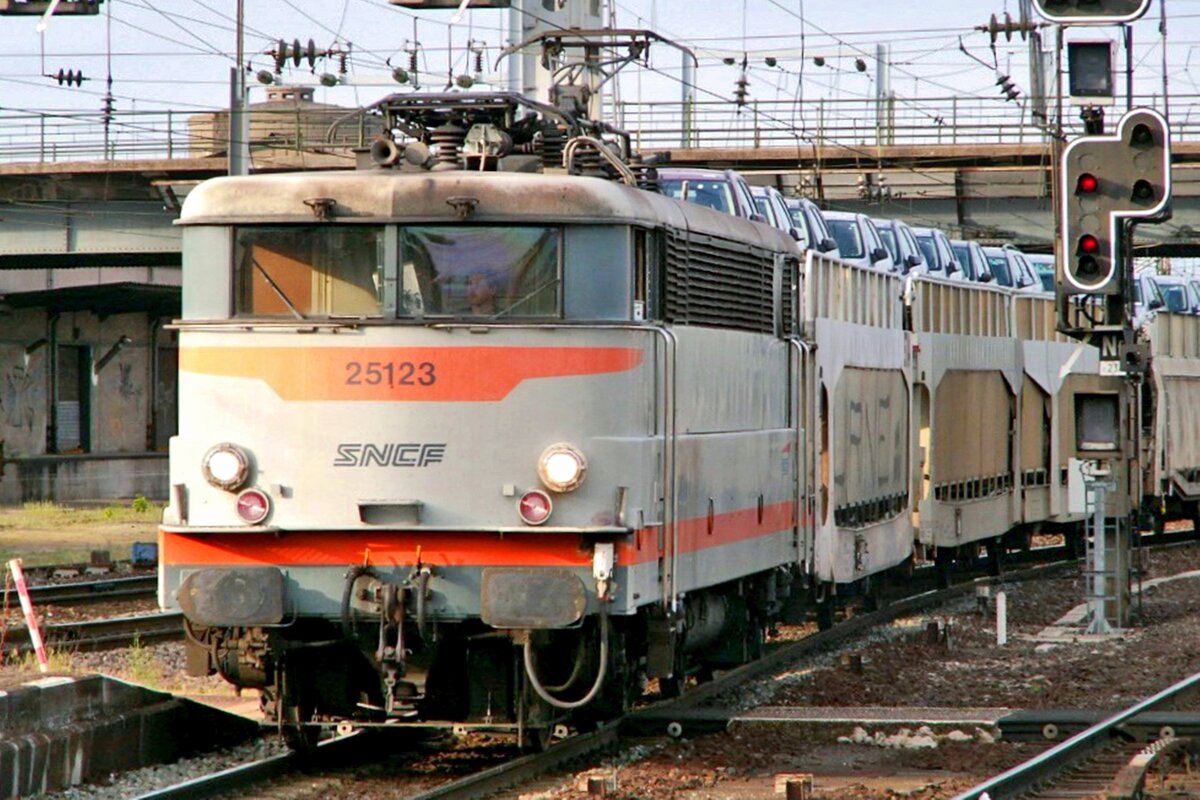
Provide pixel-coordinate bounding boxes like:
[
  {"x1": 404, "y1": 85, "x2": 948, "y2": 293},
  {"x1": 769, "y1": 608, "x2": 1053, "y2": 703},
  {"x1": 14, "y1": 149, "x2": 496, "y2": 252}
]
[
  {"x1": 1077, "y1": 234, "x2": 1100, "y2": 255},
  {"x1": 1076, "y1": 173, "x2": 1099, "y2": 193}
]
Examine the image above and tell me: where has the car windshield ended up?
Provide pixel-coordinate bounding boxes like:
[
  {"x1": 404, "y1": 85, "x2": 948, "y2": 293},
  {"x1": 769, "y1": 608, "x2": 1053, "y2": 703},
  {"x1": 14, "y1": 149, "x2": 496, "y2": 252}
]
[
  {"x1": 986, "y1": 254, "x2": 1014, "y2": 287},
  {"x1": 660, "y1": 179, "x2": 734, "y2": 214},
  {"x1": 878, "y1": 228, "x2": 899, "y2": 261},
  {"x1": 398, "y1": 226, "x2": 560, "y2": 318},
  {"x1": 826, "y1": 219, "x2": 864, "y2": 258},
  {"x1": 1037, "y1": 269, "x2": 1054, "y2": 292},
  {"x1": 1161, "y1": 285, "x2": 1191, "y2": 313},
  {"x1": 915, "y1": 235, "x2": 939, "y2": 270}
]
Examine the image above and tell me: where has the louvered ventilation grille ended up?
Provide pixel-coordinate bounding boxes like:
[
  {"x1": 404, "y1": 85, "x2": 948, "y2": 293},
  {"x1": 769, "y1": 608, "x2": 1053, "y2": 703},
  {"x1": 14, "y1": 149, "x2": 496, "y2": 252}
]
[{"x1": 664, "y1": 230, "x2": 790, "y2": 334}]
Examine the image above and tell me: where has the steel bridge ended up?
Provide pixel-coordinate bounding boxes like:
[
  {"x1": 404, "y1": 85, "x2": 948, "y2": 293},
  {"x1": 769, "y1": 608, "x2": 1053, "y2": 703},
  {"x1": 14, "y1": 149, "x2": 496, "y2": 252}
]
[{"x1": 2, "y1": 93, "x2": 1200, "y2": 263}]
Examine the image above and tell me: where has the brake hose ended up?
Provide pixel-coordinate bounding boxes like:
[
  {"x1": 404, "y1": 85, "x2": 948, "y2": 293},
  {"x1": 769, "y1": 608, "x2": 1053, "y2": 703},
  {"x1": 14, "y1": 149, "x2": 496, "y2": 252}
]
[
  {"x1": 523, "y1": 600, "x2": 608, "y2": 710},
  {"x1": 340, "y1": 564, "x2": 378, "y2": 641}
]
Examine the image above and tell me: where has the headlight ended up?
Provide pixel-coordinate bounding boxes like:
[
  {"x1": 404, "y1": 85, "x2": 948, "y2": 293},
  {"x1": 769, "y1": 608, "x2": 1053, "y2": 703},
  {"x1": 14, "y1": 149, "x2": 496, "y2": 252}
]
[
  {"x1": 537, "y1": 443, "x2": 587, "y2": 493},
  {"x1": 202, "y1": 443, "x2": 251, "y2": 492}
]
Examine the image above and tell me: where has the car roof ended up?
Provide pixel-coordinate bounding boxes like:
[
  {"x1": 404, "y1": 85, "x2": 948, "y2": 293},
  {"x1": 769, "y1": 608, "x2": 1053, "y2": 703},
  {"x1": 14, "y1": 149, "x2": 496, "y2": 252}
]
[
  {"x1": 1151, "y1": 274, "x2": 1188, "y2": 284},
  {"x1": 981, "y1": 246, "x2": 1007, "y2": 255},
  {"x1": 821, "y1": 210, "x2": 861, "y2": 221},
  {"x1": 656, "y1": 167, "x2": 733, "y2": 178}
]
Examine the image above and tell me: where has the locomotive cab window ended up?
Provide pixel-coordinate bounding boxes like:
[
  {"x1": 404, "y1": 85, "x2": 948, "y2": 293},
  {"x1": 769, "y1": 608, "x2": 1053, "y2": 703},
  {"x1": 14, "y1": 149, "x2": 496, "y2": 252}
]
[
  {"x1": 399, "y1": 226, "x2": 560, "y2": 319},
  {"x1": 235, "y1": 226, "x2": 385, "y2": 318}
]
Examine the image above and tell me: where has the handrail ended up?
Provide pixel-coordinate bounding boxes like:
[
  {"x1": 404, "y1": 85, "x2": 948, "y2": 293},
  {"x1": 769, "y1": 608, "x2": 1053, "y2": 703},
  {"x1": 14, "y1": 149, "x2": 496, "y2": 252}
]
[
  {"x1": 9, "y1": 92, "x2": 1200, "y2": 164},
  {"x1": 787, "y1": 337, "x2": 815, "y2": 571}
]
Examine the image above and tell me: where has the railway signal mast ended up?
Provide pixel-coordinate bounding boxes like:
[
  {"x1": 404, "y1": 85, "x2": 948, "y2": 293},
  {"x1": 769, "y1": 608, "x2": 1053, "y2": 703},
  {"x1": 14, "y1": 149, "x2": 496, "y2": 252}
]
[{"x1": 1035, "y1": 0, "x2": 1167, "y2": 631}]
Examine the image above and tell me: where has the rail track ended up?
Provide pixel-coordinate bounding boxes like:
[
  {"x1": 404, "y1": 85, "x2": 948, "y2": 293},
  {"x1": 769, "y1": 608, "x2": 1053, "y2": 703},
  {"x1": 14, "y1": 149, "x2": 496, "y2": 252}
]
[
  {"x1": 954, "y1": 671, "x2": 1200, "y2": 800},
  {"x1": 133, "y1": 557, "x2": 1080, "y2": 799},
  {"x1": 2, "y1": 610, "x2": 182, "y2": 653},
  {"x1": 21, "y1": 574, "x2": 157, "y2": 605}
]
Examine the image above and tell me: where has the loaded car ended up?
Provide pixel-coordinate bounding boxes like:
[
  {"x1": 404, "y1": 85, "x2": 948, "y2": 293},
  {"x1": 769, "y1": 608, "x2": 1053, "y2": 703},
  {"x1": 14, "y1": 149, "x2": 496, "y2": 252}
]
[
  {"x1": 873, "y1": 217, "x2": 926, "y2": 275},
  {"x1": 822, "y1": 210, "x2": 894, "y2": 271},
  {"x1": 950, "y1": 238, "x2": 994, "y2": 284},
  {"x1": 784, "y1": 197, "x2": 840, "y2": 259},
  {"x1": 750, "y1": 185, "x2": 807, "y2": 246},
  {"x1": 911, "y1": 226, "x2": 967, "y2": 282},
  {"x1": 657, "y1": 167, "x2": 762, "y2": 221}
]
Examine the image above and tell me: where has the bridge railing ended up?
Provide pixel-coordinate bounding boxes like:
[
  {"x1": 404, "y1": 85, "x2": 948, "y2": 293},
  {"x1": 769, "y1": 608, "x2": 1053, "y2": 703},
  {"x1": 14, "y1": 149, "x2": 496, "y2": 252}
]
[
  {"x1": 1, "y1": 93, "x2": 1197, "y2": 164},
  {"x1": 0, "y1": 106, "x2": 373, "y2": 164}
]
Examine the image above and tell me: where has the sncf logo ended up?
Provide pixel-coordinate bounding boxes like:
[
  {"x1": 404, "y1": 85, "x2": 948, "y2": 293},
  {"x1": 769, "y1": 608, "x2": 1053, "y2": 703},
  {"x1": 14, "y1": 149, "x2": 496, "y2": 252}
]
[{"x1": 334, "y1": 443, "x2": 446, "y2": 467}]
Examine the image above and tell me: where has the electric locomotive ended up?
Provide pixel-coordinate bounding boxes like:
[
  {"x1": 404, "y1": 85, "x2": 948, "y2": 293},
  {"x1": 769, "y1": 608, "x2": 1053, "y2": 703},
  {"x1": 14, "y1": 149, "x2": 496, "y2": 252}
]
[{"x1": 159, "y1": 91, "x2": 876, "y2": 747}]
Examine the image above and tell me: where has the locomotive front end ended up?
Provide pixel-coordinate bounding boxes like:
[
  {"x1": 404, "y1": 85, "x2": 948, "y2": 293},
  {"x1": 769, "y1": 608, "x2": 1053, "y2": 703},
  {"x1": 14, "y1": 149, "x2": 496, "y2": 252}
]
[{"x1": 160, "y1": 170, "x2": 667, "y2": 745}]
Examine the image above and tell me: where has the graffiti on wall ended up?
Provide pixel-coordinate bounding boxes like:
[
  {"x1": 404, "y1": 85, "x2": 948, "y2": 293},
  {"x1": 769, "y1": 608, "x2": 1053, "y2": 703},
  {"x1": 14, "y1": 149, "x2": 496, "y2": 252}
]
[
  {"x1": 118, "y1": 363, "x2": 142, "y2": 399},
  {"x1": 3, "y1": 364, "x2": 38, "y2": 433}
]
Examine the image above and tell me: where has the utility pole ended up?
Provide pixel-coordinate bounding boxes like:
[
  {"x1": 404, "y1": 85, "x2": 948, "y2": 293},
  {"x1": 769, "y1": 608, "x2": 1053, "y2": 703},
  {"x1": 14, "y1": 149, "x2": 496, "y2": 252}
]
[
  {"x1": 1036, "y1": 0, "x2": 1162, "y2": 631},
  {"x1": 229, "y1": 0, "x2": 250, "y2": 176}
]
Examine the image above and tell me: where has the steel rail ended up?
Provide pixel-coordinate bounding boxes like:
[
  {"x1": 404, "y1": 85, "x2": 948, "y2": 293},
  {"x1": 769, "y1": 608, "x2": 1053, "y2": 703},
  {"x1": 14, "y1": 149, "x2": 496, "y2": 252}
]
[
  {"x1": 953, "y1": 670, "x2": 1200, "y2": 800},
  {"x1": 3, "y1": 610, "x2": 183, "y2": 653},
  {"x1": 113, "y1": 551, "x2": 1125, "y2": 799},
  {"x1": 631, "y1": 559, "x2": 1080, "y2": 725},
  {"x1": 20, "y1": 574, "x2": 157, "y2": 605},
  {"x1": 129, "y1": 558, "x2": 1079, "y2": 800},
  {"x1": 408, "y1": 726, "x2": 619, "y2": 800},
  {"x1": 131, "y1": 732, "x2": 365, "y2": 800}
]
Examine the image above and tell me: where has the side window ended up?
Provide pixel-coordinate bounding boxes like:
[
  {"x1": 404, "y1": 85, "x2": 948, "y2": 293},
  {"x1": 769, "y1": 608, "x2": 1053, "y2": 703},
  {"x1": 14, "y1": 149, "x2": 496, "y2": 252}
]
[
  {"x1": 734, "y1": 179, "x2": 757, "y2": 218},
  {"x1": 777, "y1": 197, "x2": 806, "y2": 244},
  {"x1": 863, "y1": 220, "x2": 883, "y2": 252},
  {"x1": 809, "y1": 208, "x2": 832, "y2": 243},
  {"x1": 936, "y1": 235, "x2": 956, "y2": 271},
  {"x1": 753, "y1": 197, "x2": 774, "y2": 226},
  {"x1": 901, "y1": 228, "x2": 923, "y2": 264}
]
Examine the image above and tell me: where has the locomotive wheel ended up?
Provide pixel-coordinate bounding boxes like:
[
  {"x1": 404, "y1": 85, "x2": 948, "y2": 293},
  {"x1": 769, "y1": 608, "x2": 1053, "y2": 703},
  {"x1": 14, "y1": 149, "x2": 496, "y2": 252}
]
[
  {"x1": 282, "y1": 710, "x2": 321, "y2": 755},
  {"x1": 985, "y1": 539, "x2": 1004, "y2": 578},
  {"x1": 934, "y1": 548, "x2": 955, "y2": 589},
  {"x1": 262, "y1": 683, "x2": 320, "y2": 754},
  {"x1": 658, "y1": 669, "x2": 687, "y2": 699},
  {"x1": 519, "y1": 724, "x2": 553, "y2": 753},
  {"x1": 815, "y1": 599, "x2": 835, "y2": 631}
]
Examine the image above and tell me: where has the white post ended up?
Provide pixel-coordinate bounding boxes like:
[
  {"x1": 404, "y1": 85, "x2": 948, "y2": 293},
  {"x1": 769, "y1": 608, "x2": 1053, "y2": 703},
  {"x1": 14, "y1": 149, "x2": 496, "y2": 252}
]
[
  {"x1": 996, "y1": 590, "x2": 1007, "y2": 646},
  {"x1": 8, "y1": 559, "x2": 49, "y2": 673}
]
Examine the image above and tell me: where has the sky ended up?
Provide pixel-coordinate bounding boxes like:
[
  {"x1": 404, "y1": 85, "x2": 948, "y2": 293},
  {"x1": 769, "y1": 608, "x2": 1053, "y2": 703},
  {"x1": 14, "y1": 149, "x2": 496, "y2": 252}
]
[
  {"x1": 0, "y1": 0, "x2": 1198, "y2": 172},
  {"x1": 0, "y1": 0, "x2": 1194, "y2": 119}
]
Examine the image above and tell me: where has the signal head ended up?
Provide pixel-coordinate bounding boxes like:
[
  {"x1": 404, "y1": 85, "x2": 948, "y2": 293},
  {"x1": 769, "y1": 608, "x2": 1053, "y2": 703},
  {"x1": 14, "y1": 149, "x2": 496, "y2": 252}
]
[
  {"x1": 1132, "y1": 179, "x2": 1155, "y2": 203},
  {"x1": 1131, "y1": 122, "x2": 1154, "y2": 146},
  {"x1": 1033, "y1": 0, "x2": 1152, "y2": 24}
]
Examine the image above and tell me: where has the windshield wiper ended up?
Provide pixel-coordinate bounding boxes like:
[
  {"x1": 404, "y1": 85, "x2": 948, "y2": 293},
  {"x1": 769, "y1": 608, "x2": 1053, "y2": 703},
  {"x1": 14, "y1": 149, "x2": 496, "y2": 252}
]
[
  {"x1": 490, "y1": 277, "x2": 560, "y2": 320},
  {"x1": 252, "y1": 256, "x2": 305, "y2": 320}
]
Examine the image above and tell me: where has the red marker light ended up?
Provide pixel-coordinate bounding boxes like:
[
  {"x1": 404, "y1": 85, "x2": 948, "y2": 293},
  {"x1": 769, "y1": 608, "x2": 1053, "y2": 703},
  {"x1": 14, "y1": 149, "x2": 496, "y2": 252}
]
[
  {"x1": 1078, "y1": 234, "x2": 1100, "y2": 255},
  {"x1": 1076, "y1": 173, "x2": 1098, "y2": 194},
  {"x1": 517, "y1": 490, "x2": 553, "y2": 525},
  {"x1": 236, "y1": 488, "x2": 271, "y2": 524}
]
